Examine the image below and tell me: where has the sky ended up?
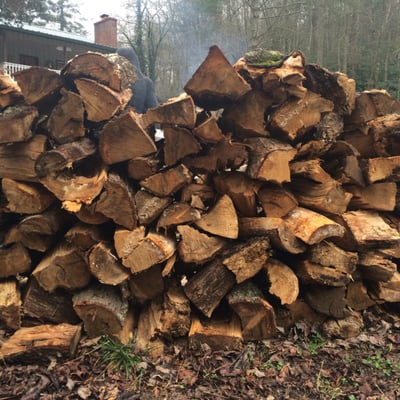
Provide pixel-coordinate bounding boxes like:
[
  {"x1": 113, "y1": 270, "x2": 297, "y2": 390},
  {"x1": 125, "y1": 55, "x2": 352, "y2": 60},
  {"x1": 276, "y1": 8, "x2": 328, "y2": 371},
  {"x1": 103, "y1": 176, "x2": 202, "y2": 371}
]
[{"x1": 76, "y1": 0, "x2": 126, "y2": 39}]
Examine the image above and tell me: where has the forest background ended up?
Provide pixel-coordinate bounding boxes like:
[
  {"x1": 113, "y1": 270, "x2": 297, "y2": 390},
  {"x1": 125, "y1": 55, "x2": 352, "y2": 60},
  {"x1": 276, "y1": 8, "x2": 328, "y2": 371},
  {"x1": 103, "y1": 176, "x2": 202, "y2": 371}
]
[{"x1": 1, "y1": 0, "x2": 400, "y2": 102}]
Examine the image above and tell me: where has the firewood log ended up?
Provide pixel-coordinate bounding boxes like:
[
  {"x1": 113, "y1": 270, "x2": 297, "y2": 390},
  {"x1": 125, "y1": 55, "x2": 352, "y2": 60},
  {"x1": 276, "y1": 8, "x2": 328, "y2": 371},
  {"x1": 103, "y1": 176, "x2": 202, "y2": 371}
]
[
  {"x1": 0, "y1": 242, "x2": 31, "y2": 278},
  {"x1": 127, "y1": 154, "x2": 160, "y2": 181},
  {"x1": 135, "y1": 189, "x2": 172, "y2": 225},
  {"x1": 346, "y1": 182, "x2": 396, "y2": 211},
  {"x1": 184, "y1": 45, "x2": 251, "y2": 110},
  {"x1": 356, "y1": 252, "x2": 397, "y2": 282},
  {"x1": 0, "y1": 279, "x2": 21, "y2": 329},
  {"x1": 0, "y1": 72, "x2": 23, "y2": 109},
  {"x1": 192, "y1": 115, "x2": 225, "y2": 143},
  {"x1": 128, "y1": 265, "x2": 164, "y2": 303},
  {"x1": 369, "y1": 272, "x2": 400, "y2": 302},
  {"x1": 156, "y1": 202, "x2": 201, "y2": 231},
  {"x1": 257, "y1": 184, "x2": 298, "y2": 218},
  {"x1": 303, "y1": 286, "x2": 348, "y2": 318},
  {"x1": 364, "y1": 155, "x2": 400, "y2": 183},
  {"x1": 346, "y1": 281, "x2": 376, "y2": 311}
]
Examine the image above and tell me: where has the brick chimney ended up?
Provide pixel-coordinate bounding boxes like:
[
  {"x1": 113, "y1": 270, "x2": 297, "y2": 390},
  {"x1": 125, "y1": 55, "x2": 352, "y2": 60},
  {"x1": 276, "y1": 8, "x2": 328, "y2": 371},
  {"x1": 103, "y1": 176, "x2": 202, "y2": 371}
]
[{"x1": 94, "y1": 14, "x2": 118, "y2": 48}]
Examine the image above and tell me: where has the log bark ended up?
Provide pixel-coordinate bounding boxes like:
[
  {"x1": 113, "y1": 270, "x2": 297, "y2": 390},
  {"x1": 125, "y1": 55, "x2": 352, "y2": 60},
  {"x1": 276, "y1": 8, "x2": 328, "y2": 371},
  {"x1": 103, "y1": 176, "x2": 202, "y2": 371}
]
[{"x1": 0, "y1": 323, "x2": 81, "y2": 363}]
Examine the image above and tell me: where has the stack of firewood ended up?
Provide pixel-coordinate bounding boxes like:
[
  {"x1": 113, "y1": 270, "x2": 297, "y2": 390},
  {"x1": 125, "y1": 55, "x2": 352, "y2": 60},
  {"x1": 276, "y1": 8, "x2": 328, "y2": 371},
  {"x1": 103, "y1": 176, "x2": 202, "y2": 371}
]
[{"x1": 1, "y1": 46, "x2": 400, "y2": 362}]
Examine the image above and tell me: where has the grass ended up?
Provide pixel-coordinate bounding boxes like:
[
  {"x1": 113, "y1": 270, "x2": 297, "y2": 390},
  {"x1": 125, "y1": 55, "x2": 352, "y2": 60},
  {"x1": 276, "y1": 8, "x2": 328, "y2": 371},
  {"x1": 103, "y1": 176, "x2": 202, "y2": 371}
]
[
  {"x1": 97, "y1": 336, "x2": 143, "y2": 380},
  {"x1": 362, "y1": 351, "x2": 400, "y2": 378}
]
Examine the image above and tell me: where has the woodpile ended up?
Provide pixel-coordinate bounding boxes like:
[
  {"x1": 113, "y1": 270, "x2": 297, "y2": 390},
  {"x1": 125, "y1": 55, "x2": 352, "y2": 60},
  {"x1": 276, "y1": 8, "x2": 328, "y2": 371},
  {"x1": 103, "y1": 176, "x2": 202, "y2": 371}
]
[{"x1": 1, "y1": 46, "x2": 400, "y2": 362}]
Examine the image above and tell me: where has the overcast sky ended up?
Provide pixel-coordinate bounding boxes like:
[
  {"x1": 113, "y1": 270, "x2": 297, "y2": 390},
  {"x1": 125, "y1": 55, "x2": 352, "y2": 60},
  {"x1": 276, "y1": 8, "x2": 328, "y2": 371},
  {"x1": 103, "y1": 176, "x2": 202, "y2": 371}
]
[{"x1": 77, "y1": 1, "x2": 126, "y2": 39}]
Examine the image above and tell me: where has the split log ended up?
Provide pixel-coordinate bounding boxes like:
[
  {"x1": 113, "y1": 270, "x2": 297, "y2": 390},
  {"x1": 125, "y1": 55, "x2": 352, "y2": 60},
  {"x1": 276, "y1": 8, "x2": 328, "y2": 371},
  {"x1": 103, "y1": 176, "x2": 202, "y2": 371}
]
[
  {"x1": 303, "y1": 64, "x2": 356, "y2": 116},
  {"x1": 22, "y1": 277, "x2": 79, "y2": 324},
  {"x1": 177, "y1": 224, "x2": 227, "y2": 264},
  {"x1": 0, "y1": 323, "x2": 81, "y2": 363},
  {"x1": 303, "y1": 286, "x2": 348, "y2": 318},
  {"x1": 220, "y1": 237, "x2": 271, "y2": 284},
  {"x1": 184, "y1": 45, "x2": 251, "y2": 110},
  {"x1": 35, "y1": 138, "x2": 107, "y2": 209},
  {"x1": 180, "y1": 183, "x2": 215, "y2": 209},
  {"x1": 141, "y1": 93, "x2": 196, "y2": 129},
  {"x1": 46, "y1": 88, "x2": 85, "y2": 144},
  {"x1": 32, "y1": 241, "x2": 91, "y2": 292},
  {"x1": 183, "y1": 260, "x2": 236, "y2": 318},
  {"x1": 74, "y1": 77, "x2": 131, "y2": 122},
  {"x1": 135, "y1": 190, "x2": 172, "y2": 225},
  {"x1": 64, "y1": 222, "x2": 108, "y2": 250},
  {"x1": 1, "y1": 178, "x2": 55, "y2": 214},
  {"x1": 62, "y1": 52, "x2": 138, "y2": 92},
  {"x1": 323, "y1": 155, "x2": 365, "y2": 186},
  {"x1": 214, "y1": 171, "x2": 261, "y2": 217},
  {"x1": 245, "y1": 137, "x2": 297, "y2": 183},
  {"x1": 0, "y1": 279, "x2": 21, "y2": 329},
  {"x1": 99, "y1": 109, "x2": 157, "y2": 165},
  {"x1": 283, "y1": 207, "x2": 345, "y2": 245},
  {"x1": 163, "y1": 126, "x2": 201, "y2": 166},
  {"x1": 257, "y1": 184, "x2": 298, "y2": 218},
  {"x1": 88, "y1": 241, "x2": 130, "y2": 285},
  {"x1": 0, "y1": 72, "x2": 23, "y2": 109},
  {"x1": 364, "y1": 155, "x2": 400, "y2": 183},
  {"x1": 238, "y1": 217, "x2": 306, "y2": 254},
  {"x1": 128, "y1": 265, "x2": 164, "y2": 303},
  {"x1": 127, "y1": 154, "x2": 160, "y2": 181},
  {"x1": 221, "y1": 89, "x2": 273, "y2": 137},
  {"x1": 227, "y1": 281, "x2": 277, "y2": 340},
  {"x1": 368, "y1": 114, "x2": 400, "y2": 156},
  {"x1": 345, "y1": 281, "x2": 376, "y2": 311},
  {"x1": 156, "y1": 202, "x2": 201, "y2": 231},
  {"x1": 72, "y1": 284, "x2": 129, "y2": 337},
  {"x1": 140, "y1": 164, "x2": 192, "y2": 197},
  {"x1": 0, "y1": 135, "x2": 48, "y2": 182},
  {"x1": 0, "y1": 104, "x2": 38, "y2": 144},
  {"x1": 322, "y1": 312, "x2": 364, "y2": 339},
  {"x1": 346, "y1": 182, "x2": 396, "y2": 211},
  {"x1": 369, "y1": 272, "x2": 400, "y2": 303},
  {"x1": 263, "y1": 258, "x2": 299, "y2": 305},
  {"x1": 276, "y1": 299, "x2": 324, "y2": 329},
  {"x1": 93, "y1": 172, "x2": 137, "y2": 229},
  {"x1": 0, "y1": 242, "x2": 31, "y2": 278},
  {"x1": 192, "y1": 115, "x2": 225, "y2": 143},
  {"x1": 182, "y1": 136, "x2": 247, "y2": 173},
  {"x1": 13, "y1": 66, "x2": 63, "y2": 108},
  {"x1": 314, "y1": 112, "x2": 344, "y2": 143},
  {"x1": 194, "y1": 194, "x2": 238, "y2": 239},
  {"x1": 188, "y1": 314, "x2": 243, "y2": 351},
  {"x1": 357, "y1": 252, "x2": 397, "y2": 282},
  {"x1": 75, "y1": 203, "x2": 109, "y2": 225},
  {"x1": 114, "y1": 226, "x2": 145, "y2": 259},
  {"x1": 268, "y1": 90, "x2": 333, "y2": 142}
]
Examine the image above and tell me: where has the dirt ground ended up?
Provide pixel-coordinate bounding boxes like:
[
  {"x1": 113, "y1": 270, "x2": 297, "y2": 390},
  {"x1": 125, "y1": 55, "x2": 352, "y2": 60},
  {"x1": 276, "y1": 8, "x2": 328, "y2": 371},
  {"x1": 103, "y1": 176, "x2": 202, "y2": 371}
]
[{"x1": 1, "y1": 305, "x2": 399, "y2": 400}]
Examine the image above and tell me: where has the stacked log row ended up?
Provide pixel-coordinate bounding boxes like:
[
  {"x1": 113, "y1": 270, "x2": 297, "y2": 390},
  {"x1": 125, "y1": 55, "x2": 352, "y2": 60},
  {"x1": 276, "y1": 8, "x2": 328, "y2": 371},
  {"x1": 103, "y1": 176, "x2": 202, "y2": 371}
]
[{"x1": 1, "y1": 46, "x2": 400, "y2": 361}]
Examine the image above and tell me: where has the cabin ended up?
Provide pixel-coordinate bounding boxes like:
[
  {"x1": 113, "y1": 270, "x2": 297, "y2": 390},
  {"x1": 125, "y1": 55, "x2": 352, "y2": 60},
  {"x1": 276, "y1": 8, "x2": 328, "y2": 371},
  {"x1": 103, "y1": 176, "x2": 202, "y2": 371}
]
[{"x1": 0, "y1": 14, "x2": 118, "y2": 75}]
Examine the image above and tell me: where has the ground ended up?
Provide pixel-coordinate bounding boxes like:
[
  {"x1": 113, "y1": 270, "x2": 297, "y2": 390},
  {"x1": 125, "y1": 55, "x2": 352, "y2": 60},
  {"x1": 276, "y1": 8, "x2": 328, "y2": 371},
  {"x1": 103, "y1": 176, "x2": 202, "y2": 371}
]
[{"x1": 1, "y1": 305, "x2": 399, "y2": 400}]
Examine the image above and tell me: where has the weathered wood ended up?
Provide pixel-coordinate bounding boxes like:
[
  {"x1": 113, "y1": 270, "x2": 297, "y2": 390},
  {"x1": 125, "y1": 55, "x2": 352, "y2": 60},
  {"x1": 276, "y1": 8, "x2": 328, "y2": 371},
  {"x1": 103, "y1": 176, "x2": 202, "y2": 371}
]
[
  {"x1": 0, "y1": 323, "x2": 81, "y2": 363},
  {"x1": 184, "y1": 259, "x2": 236, "y2": 318},
  {"x1": 368, "y1": 114, "x2": 400, "y2": 157},
  {"x1": 93, "y1": 172, "x2": 137, "y2": 230},
  {"x1": 140, "y1": 164, "x2": 192, "y2": 197},
  {"x1": 62, "y1": 51, "x2": 138, "y2": 92},
  {"x1": 346, "y1": 182, "x2": 396, "y2": 211},
  {"x1": 188, "y1": 314, "x2": 243, "y2": 351},
  {"x1": 114, "y1": 226, "x2": 145, "y2": 259},
  {"x1": 304, "y1": 64, "x2": 356, "y2": 116},
  {"x1": 314, "y1": 112, "x2": 344, "y2": 143},
  {"x1": 346, "y1": 281, "x2": 376, "y2": 311},
  {"x1": 192, "y1": 115, "x2": 225, "y2": 143},
  {"x1": 99, "y1": 109, "x2": 157, "y2": 165},
  {"x1": 245, "y1": 137, "x2": 297, "y2": 183},
  {"x1": 88, "y1": 241, "x2": 130, "y2": 285},
  {"x1": 184, "y1": 45, "x2": 251, "y2": 110},
  {"x1": 214, "y1": 171, "x2": 261, "y2": 217},
  {"x1": 221, "y1": 89, "x2": 273, "y2": 137},
  {"x1": 357, "y1": 252, "x2": 397, "y2": 282},
  {"x1": 135, "y1": 189, "x2": 172, "y2": 225},
  {"x1": 264, "y1": 258, "x2": 299, "y2": 304},
  {"x1": 156, "y1": 202, "x2": 201, "y2": 231},
  {"x1": 257, "y1": 184, "x2": 298, "y2": 218},
  {"x1": 177, "y1": 224, "x2": 228, "y2": 264},
  {"x1": 364, "y1": 155, "x2": 400, "y2": 183},
  {"x1": 163, "y1": 126, "x2": 201, "y2": 166},
  {"x1": 0, "y1": 135, "x2": 47, "y2": 182},
  {"x1": 227, "y1": 281, "x2": 277, "y2": 340},
  {"x1": 75, "y1": 203, "x2": 109, "y2": 225},
  {"x1": 369, "y1": 272, "x2": 400, "y2": 303},
  {"x1": 284, "y1": 207, "x2": 345, "y2": 245},
  {"x1": 74, "y1": 77, "x2": 131, "y2": 122},
  {"x1": 180, "y1": 183, "x2": 215, "y2": 209},
  {"x1": 127, "y1": 154, "x2": 160, "y2": 181},
  {"x1": 141, "y1": 93, "x2": 196, "y2": 129},
  {"x1": 322, "y1": 311, "x2": 364, "y2": 339},
  {"x1": 1, "y1": 178, "x2": 55, "y2": 214},
  {"x1": 0, "y1": 279, "x2": 21, "y2": 329},
  {"x1": 0, "y1": 104, "x2": 38, "y2": 144},
  {"x1": 128, "y1": 265, "x2": 164, "y2": 303},
  {"x1": 194, "y1": 194, "x2": 239, "y2": 239},
  {"x1": 0, "y1": 72, "x2": 23, "y2": 109},
  {"x1": 72, "y1": 284, "x2": 129, "y2": 337},
  {"x1": 22, "y1": 277, "x2": 79, "y2": 324},
  {"x1": 324, "y1": 155, "x2": 365, "y2": 186},
  {"x1": 268, "y1": 90, "x2": 334, "y2": 142},
  {"x1": 238, "y1": 217, "x2": 306, "y2": 254},
  {"x1": 0, "y1": 242, "x2": 31, "y2": 278},
  {"x1": 14, "y1": 66, "x2": 63, "y2": 108},
  {"x1": 64, "y1": 222, "x2": 108, "y2": 250},
  {"x1": 220, "y1": 237, "x2": 270, "y2": 283},
  {"x1": 46, "y1": 88, "x2": 85, "y2": 144},
  {"x1": 32, "y1": 241, "x2": 91, "y2": 292}
]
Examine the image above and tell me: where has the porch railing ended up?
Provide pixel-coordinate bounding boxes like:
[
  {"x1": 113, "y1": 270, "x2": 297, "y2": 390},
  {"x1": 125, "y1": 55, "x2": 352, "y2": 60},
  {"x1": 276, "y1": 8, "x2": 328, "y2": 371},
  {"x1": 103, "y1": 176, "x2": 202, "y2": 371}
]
[{"x1": 0, "y1": 62, "x2": 59, "y2": 76}]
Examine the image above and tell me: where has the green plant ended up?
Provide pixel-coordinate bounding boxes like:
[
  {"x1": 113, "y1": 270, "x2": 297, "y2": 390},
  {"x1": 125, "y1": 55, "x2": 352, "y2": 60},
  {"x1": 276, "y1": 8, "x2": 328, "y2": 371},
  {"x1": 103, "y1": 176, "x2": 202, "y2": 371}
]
[
  {"x1": 262, "y1": 359, "x2": 284, "y2": 371},
  {"x1": 97, "y1": 336, "x2": 143, "y2": 380},
  {"x1": 307, "y1": 332, "x2": 326, "y2": 356},
  {"x1": 362, "y1": 352, "x2": 400, "y2": 377}
]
